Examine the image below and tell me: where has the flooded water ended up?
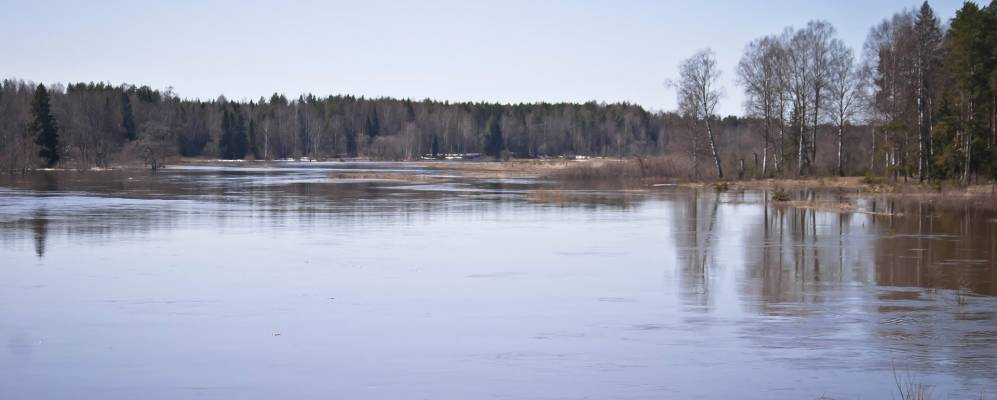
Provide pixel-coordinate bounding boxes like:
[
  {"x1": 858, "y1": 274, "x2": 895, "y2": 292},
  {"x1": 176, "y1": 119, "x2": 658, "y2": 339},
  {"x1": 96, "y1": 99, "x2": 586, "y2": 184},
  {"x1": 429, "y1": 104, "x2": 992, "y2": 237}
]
[{"x1": 1, "y1": 162, "x2": 995, "y2": 399}]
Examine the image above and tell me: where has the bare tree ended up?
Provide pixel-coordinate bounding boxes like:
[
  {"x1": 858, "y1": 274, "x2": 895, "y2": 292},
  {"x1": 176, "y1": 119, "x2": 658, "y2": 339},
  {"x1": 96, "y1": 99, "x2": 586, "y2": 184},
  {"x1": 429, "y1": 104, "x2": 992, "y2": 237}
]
[
  {"x1": 0, "y1": 80, "x2": 36, "y2": 173},
  {"x1": 804, "y1": 21, "x2": 837, "y2": 172},
  {"x1": 738, "y1": 35, "x2": 784, "y2": 177},
  {"x1": 787, "y1": 28, "x2": 812, "y2": 175},
  {"x1": 675, "y1": 49, "x2": 725, "y2": 179},
  {"x1": 824, "y1": 40, "x2": 864, "y2": 176},
  {"x1": 773, "y1": 32, "x2": 793, "y2": 174},
  {"x1": 781, "y1": 21, "x2": 840, "y2": 176}
]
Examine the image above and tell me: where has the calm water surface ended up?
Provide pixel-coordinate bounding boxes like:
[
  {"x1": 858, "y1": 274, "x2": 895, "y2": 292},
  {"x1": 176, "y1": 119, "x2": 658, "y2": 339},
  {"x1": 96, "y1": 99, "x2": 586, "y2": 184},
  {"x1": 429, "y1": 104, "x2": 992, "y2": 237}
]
[{"x1": 1, "y1": 162, "x2": 995, "y2": 399}]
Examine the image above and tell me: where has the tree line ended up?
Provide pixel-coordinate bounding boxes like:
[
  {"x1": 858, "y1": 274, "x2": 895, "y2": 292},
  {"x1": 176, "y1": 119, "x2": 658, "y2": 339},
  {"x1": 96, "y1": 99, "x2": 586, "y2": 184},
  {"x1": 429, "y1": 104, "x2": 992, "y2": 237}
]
[
  {"x1": 0, "y1": 1, "x2": 994, "y2": 183},
  {"x1": 679, "y1": 1, "x2": 996, "y2": 183},
  {"x1": 0, "y1": 80, "x2": 671, "y2": 171}
]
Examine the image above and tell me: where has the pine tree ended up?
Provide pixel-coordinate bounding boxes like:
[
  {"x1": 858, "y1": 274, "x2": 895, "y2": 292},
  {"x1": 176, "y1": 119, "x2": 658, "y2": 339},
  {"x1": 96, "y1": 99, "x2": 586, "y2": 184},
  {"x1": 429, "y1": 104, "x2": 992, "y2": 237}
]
[
  {"x1": 30, "y1": 84, "x2": 60, "y2": 167},
  {"x1": 914, "y1": 1, "x2": 943, "y2": 180},
  {"x1": 431, "y1": 135, "x2": 440, "y2": 158}
]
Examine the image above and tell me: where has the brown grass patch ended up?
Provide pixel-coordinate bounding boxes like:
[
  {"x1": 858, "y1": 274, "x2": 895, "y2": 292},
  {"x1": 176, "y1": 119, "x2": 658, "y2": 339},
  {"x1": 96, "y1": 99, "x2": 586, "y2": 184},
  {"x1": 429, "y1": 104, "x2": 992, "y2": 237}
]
[
  {"x1": 526, "y1": 189, "x2": 576, "y2": 204},
  {"x1": 416, "y1": 160, "x2": 573, "y2": 179},
  {"x1": 544, "y1": 156, "x2": 692, "y2": 181},
  {"x1": 329, "y1": 172, "x2": 445, "y2": 182}
]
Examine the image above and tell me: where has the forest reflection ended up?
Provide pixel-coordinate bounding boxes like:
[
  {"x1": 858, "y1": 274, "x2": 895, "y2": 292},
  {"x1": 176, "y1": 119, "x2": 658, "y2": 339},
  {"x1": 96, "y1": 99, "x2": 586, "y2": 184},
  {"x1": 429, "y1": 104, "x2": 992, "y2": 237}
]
[
  {"x1": 2, "y1": 169, "x2": 994, "y2": 302},
  {"x1": 670, "y1": 190, "x2": 996, "y2": 308},
  {"x1": 669, "y1": 189, "x2": 996, "y2": 383}
]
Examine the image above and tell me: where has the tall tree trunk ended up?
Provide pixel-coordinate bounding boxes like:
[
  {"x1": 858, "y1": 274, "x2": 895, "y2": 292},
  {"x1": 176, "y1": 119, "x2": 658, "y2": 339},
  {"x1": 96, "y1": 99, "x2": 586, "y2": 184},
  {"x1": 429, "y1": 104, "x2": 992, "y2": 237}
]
[
  {"x1": 917, "y1": 76, "x2": 926, "y2": 181},
  {"x1": 870, "y1": 126, "x2": 876, "y2": 173},
  {"x1": 837, "y1": 124, "x2": 844, "y2": 176},
  {"x1": 704, "y1": 118, "x2": 723, "y2": 179},
  {"x1": 264, "y1": 129, "x2": 270, "y2": 161},
  {"x1": 762, "y1": 113, "x2": 770, "y2": 177},
  {"x1": 692, "y1": 123, "x2": 699, "y2": 180},
  {"x1": 776, "y1": 123, "x2": 784, "y2": 174},
  {"x1": 927, "y1": 93, "x2": 934, "y2": 178},
  {"x1": 776, "y1": 96, "x2": 785, "y2": 174},
  {"x1": 962, "y1": 99, "x2": 974, "y2": 185},
  {"x1": 811, "y1": 89, "x2": 820, "y2": 172},
  {"x1": 987, "y1": 95, "x2": 997, "y2": 150},
  {"x1": 798, "y1": 106, "x2": 807, "y2": 176}
]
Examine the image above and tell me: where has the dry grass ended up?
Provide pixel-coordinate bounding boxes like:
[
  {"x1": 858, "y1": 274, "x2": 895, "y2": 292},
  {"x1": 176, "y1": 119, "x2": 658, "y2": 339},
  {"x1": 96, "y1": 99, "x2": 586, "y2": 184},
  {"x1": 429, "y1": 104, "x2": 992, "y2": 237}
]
[
  {"x1": 416, "y1": 160, "x2": 573, "y2": 179},
  {"x1": 151, "y1": 158, "x2": 997, "y2": 210},
  {"x1": 893, "y1": 363, "x2": 934, "y2": 400},
  {"x1": 419, "y1": 159, "x2": 997, "y2": 211},
  {"x1": 544, "y1": 156, "x2": 693, "y2": 181},
  {"x1": 771, "y1": 187, "x2": 791, "y2": 202},
  {"x1": 328, "y1": 172, "x2": 444, "y2": 182}
]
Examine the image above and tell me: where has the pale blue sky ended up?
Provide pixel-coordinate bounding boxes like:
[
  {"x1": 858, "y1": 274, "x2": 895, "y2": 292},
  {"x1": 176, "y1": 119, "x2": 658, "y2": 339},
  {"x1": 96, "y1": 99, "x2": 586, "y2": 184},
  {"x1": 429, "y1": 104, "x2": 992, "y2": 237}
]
[{"x1": 1, "y1": 0, "x2": 968, "y2": 116}]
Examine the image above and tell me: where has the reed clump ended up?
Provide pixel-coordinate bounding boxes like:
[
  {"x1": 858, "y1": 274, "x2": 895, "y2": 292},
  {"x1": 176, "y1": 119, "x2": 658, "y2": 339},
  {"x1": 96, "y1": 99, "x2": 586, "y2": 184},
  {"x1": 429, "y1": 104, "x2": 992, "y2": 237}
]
[{"x1": 545, "y1": 156, "x2": 693, "y2": 181}]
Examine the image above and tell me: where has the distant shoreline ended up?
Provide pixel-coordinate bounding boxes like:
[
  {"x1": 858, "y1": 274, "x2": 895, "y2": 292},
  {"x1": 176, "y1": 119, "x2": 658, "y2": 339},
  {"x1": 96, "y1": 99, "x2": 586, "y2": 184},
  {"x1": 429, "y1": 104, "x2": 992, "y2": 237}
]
[{"x1": 15, "y1": 157, "x2": 996, "y2": 201}]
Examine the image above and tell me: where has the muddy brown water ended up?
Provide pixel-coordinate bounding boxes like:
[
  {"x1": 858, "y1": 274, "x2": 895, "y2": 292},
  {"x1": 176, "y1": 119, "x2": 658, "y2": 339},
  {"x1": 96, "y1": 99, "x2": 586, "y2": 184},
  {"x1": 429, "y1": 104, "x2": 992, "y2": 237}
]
[{"x1": 1, "y1": 162, "x2": 995, "y2": 399}]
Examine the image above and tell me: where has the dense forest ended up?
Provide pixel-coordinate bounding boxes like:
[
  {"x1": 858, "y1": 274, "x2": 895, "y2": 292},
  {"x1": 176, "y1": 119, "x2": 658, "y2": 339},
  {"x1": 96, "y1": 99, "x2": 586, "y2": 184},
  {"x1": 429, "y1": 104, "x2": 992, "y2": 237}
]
[{"x1": 0, "y1": 1, "x2": 994, "y2": 183}]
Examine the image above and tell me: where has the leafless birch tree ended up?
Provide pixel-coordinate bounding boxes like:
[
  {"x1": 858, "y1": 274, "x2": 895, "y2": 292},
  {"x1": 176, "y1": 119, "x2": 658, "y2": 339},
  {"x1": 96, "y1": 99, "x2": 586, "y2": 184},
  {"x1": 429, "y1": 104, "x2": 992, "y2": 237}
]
[
  {"x1": 675, "y1": 49, "x2": 725, "y2": 179},
  {"x1": 738, "y1": 36, "x2": 784, "y2": 177},
  {"x1": 824, "y1": 40, "x2": 864, "y2": 176}
]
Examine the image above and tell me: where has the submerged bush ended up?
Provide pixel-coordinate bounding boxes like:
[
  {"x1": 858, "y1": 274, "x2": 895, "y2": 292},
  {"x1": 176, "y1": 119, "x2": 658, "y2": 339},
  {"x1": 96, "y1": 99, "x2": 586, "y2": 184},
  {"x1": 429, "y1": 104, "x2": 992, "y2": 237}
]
[{"x1": 862, "y1": 172, "x2": 885, "y2": 185}]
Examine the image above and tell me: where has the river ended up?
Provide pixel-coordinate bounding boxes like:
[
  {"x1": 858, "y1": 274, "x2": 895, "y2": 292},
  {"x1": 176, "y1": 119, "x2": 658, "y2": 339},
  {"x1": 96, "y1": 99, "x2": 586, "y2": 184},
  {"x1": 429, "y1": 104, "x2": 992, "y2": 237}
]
[{"x1": 1, "y1": 162, "x2": 994, "y2": 399}]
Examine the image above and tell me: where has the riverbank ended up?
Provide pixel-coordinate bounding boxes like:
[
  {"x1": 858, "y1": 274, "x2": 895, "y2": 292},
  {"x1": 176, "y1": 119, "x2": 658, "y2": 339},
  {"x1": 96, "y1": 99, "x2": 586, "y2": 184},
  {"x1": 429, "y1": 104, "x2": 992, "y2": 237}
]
[
  {"x1": 416, "y1": 159, "x2": 997, "y2": 212},
  {"x1": 20, "y1": 157, "x2": 997, "y2": 207},
  {"x1": 419, "y1": 159, "x2": 995, "y2": 192}
]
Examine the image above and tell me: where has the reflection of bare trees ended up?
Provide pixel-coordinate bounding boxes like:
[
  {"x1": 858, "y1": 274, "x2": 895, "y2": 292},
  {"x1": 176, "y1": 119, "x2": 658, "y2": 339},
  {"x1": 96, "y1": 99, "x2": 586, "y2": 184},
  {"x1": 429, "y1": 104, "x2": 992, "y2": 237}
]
[
  {"x1": 743, "y1": 190, "x2": 868, "y2": 315},
  {"x1": 673, "y1": 189, "x2": 720, "y2": 311},
  {"x1": 738, "y1": 192, "x2": 997, "y2": 389},
  {"x1": 741, "y1": 192, "x2": 996, "y2": 305}
]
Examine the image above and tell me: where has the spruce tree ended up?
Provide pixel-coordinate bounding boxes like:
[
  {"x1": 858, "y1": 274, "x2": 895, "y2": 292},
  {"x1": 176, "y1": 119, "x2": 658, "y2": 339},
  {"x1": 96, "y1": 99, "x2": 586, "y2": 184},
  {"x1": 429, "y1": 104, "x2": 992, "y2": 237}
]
[
  {"x1": 914, "y1": 1, "x2": 943, "y2": 180},
  {"x1": 945, "y1": 2, "x2": 994, "y2": 182},
  {"x1": 248, "y1": 119, "x2": 259, "y2": 159},
  {"x1": 484, "y1": 116, "x2": 503, "y2": 159},
  {"x1": 233, "y1": 110, "x2": 248, "y2": 159},
  {"x1": 219, "y1": 106, "x2": 248, "y2": 160},
  {"x1": 220, "y1": 108, "x2": 230, "y2": 159},
  {"x1": 365, "y1": 107, "x2": 380, "y2": 140},
  {"x1": 30, "y1": 84, "x2": 60, "y2": 167},
  {"x1": 120, "y1": 92, "x2": 136, "y2": 141}
]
